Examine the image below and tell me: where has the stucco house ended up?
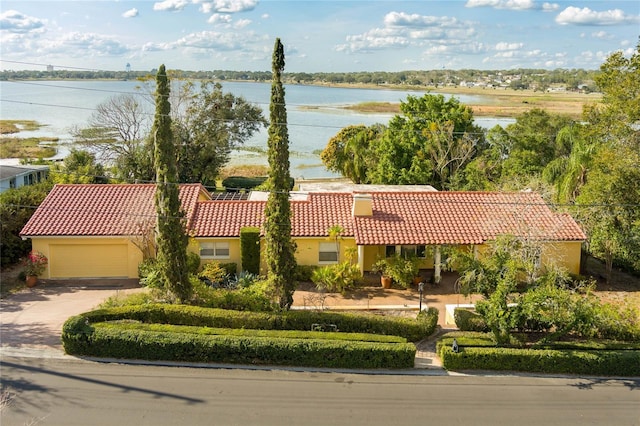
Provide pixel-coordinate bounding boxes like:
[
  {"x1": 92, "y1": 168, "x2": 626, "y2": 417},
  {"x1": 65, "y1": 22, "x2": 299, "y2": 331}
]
[
  {"x1": 20, "y1": 183, "x2": 586, "y2": 280},
  {"x1": 0, "y1": 164, "x2": 49, "y2": 193}
]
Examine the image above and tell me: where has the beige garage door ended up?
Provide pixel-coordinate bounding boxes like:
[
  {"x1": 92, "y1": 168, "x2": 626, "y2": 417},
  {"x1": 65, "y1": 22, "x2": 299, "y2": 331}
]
[{"x1": 49, "y1": 244, "x2": 129, "y2": 278}]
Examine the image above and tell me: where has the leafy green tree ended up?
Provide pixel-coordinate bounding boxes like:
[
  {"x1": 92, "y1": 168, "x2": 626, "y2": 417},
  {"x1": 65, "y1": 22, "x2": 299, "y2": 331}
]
[
  {"x1": 50, "y1": 149, "x2": 108, "y2": 184},
  {"x1": 371, "y1": 94, "x2": 485, "y2": 190},
  {"x1": 174, "y1": 81, "x2": 267, "y2": 187},
  {"x1": 320, "y1": 124, "x2": 384, "y2": 183},
  {"x1": 575, "y1": 42, "x2": 640, "y2": 279},
  {"x1": 152, "y1": 65, "x2": 191, "y2": 303},
  {"x1": 542, "y1": 123, "x2": 595, "y2": 204},
  {"x1": 0, "y1": 182, "x2": 53, "y2": 267},
  {"x1": 264, "y1": 38, "x2": 297, "y2": 309}
]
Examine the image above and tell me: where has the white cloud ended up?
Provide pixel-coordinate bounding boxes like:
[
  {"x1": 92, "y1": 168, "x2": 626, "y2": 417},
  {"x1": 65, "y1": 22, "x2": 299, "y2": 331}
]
[
  {"x1": 495, "y1": 42, "x2": 524, "y2": 51},
  {"x1": 208, "y1": 13, "x2": 232, "y2": 24},
  {"x1": 541, "y1": 2, "x2": 559, "y2": 12},
  {"x1": 234, "y1": 19, "x2": 251, "y2": 29},
  {"x1": 465, "y1": 0, "x2": 543, "y2": 10},
  {"x1": 197, "y1": 0, "x2": 258, "y2": 14},
  {"x1": 153, "y1": 0, "x2": 191, "y2": 12},
  {"x1": 0, "y1": 10, "x2": 46, "y2": 33},
  {"x1": 591, "y1": 31, "x2": 613, "y2": 40},
  {"x1": 556, "y1": 7, "x2": 640, "y2": 26},
  {"x1": 45, "y1": 32, "x2": 132, "y2": 56},
  {"x1": 384, "y1": 12, "x2": 462, "y2": 28},
  {"x1": 122, "y1": 8, "x2": 139, "y2": 18}
]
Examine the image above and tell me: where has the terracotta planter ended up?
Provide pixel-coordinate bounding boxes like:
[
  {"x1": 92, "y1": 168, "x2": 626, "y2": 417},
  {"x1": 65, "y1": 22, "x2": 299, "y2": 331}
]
[
  {"x1": 25, "y1": 275, "x2": 38, "y2": 288},
  {"x1": 381, "y1": 275, "x2": 392, "y2": 289},
  {"x1": 413, "y1": 276, "x2": 422, "y2": 286}
]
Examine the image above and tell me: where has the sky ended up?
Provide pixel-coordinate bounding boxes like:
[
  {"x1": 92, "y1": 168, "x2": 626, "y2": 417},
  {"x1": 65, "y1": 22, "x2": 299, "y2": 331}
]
[{"x1": 0, "y1": 1, "x2": 638, "y2": 73}]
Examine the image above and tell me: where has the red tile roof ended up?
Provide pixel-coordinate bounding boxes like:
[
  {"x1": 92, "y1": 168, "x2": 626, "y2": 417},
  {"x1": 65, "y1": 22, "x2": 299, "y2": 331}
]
[
  {"x1": 20, "y1": 184, "x2": 207, "y2": 237},
  {"x1": 354, "y1": 191, "x2": 586, "y2": 245},
  {"x1": 21, "y1": 185, "x2": 586, "y2": 245}
]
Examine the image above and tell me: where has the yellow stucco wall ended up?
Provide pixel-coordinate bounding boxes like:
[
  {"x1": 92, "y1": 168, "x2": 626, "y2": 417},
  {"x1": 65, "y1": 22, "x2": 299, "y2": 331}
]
[
  {"x1": 541, "y1": 241, "x2": 582, "y2": 275},
  {"x1": 31, "y1": 237, "x2": 143, "y2": 279},
  {"x1": 294, "y1": 237, "x2": 357, "y2": 265},
  {"x1": 192, "y1": 238, "x2": 241, "y2": 273}
]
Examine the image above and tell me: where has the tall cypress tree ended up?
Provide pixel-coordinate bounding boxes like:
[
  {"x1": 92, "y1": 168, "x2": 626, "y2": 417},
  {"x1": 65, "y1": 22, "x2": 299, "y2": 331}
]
[
  {"x1": 264, "y1": 39, "x2": 297, "y2": 309},
  {"x1": 152, "y1": 64, "x2": 191, "y2": 303}
]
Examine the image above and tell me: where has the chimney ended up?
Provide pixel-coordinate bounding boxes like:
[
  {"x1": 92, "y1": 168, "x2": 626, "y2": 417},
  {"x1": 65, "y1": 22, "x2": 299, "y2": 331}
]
[{"x1": 352, "y1": 193, "x2": 373, "y2": 217}]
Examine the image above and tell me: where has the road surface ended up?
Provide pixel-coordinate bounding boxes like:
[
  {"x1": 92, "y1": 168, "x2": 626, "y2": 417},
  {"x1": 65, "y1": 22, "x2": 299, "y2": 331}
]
[{"x1": 1, "y1": 356, "x2": 638, "y2": 425}]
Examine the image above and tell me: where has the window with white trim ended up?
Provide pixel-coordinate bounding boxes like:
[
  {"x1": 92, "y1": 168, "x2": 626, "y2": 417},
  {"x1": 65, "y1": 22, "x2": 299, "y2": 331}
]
[
  {"x1": 199, "y1": 242, "x2": 230, "y2": 259},
  {"x1": 319, "y1": 242, "x2": 339, "y2": 263}
]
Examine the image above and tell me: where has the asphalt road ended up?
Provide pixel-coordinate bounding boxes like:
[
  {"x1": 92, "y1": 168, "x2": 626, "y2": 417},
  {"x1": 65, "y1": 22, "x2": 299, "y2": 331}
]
[{"x1": 1, "y1": 357, "x2": 638, "y2": 426}]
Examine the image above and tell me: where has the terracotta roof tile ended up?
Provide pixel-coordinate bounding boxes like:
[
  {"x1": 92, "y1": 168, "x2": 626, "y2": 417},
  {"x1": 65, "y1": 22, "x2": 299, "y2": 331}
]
[
  {"x1": 21, "y1": 185, "x2": 585, "y2": 244},
  {"x1": 354, "y1": 192, "x2": 585, "y2": 245},
  {"x1": 20, "y1": 184, "x2": 206, "y2": 237}
]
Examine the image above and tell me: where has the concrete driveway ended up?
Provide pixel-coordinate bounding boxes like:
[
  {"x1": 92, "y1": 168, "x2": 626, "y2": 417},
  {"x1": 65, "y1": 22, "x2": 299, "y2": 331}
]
[{"x1": 1, "y1": 280, "x2": 143, "y2": 352}]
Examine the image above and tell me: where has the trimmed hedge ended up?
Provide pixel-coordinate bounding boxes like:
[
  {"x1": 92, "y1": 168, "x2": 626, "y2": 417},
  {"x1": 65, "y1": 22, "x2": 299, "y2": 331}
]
[
  {"x1": 436, "y1": 332, "x2": 640, "y2": 376},
  {"x1": 454, "y1": 308, "x2": 489, "y2": 332},
  {"x1": 66, "y1": 326, "x2": 415, "y2": 368},
  {"x1": 440, "y1": 346, "x2": 640, "y2": 376},
  {"x1": 240, "y1": 227, "x2": 260, "y2": 275},
  {"x1": 64, "y1": 304, "x2": 439, "y2": 342},
  {"x1": 62, "y1": 305, "x2": 439, "y2": 369},
  {"x1": 95, "y1": 322, "x2": 408, "y2": 343}
]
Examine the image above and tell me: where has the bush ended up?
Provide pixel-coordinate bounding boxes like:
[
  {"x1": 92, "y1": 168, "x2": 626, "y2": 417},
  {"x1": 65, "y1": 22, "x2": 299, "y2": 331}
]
[
  {"x1": 191, "y1": 278, "x2": 277, "y2": 312},
  {"x1": 199, "y1": 262, "x2": 231, "y2": 287},
  {"x1": 454, "y1": 308, "x2": 489, "y2": 332},
  {"x1": 64, "y1": 326, "x2": 416, "y2": 369},
  {"x1": 138, "y1": 258, "x2": 163, "y2": 289},
  {"x1": 63, "y1": 303, "x2": 439, "y2": 342},
  {"x1": 311, "y1": 262, "x2": 362, "y2": 294},
  {"x1": 222, "y1": 176, "x2": 267, "y2": 192},
  {"x1": 440, "y1": 346, "x2": 640, "y2": 376},
  {"x1": 186, "y1": 252, "x2": 201, "y2": 275},
  {"x1": 294, "y1": 264, "x2": 316, "y2": 282},
  {"x1": 240, "y1": 227, "x2": 260, "y2": 274}
]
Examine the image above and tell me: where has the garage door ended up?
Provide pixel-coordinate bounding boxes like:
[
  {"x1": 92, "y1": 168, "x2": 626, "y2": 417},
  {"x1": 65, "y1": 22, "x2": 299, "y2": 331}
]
[{"x1": 49, "y1": 244, "x2": 129, "y2": 278}]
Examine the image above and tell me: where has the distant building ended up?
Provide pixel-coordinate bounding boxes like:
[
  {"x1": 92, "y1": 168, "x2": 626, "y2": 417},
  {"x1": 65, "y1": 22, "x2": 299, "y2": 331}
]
[
  {"x1": 0, "y1": 165, "x2": 49, "y2": 193},
  {"x1": 47, "y1": 65, "x2": 54, "y2": 72}
]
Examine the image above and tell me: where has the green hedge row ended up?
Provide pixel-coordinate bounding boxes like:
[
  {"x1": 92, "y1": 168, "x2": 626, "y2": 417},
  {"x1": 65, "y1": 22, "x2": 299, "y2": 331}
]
[
  {"x1": 454, "y1": 308, "x2": 489, "y2": 332},
  {"x1": 64, "y1": 304, "x2": 439, "y2": 342},
  {"x1": 95, "y1": 322, "x2": 408, "y2": 343},
  {"x1": 440, "y1": 346, "x2": 640, "y2": 376},
  {"x1": 62, "y1": 317, "x2": 416, "y2": 369}
]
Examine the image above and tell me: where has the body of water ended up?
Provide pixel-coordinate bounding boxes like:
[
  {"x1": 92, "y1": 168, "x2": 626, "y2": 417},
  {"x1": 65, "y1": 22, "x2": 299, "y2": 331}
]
[{"x1": 0, "y1": 80, "x2": 514, "y2": 178}]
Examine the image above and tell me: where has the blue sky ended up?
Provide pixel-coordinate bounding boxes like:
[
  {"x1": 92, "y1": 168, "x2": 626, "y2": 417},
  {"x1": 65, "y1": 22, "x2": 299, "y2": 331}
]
[{"x1": 1, "y1": 1, "x2": 638, "y2": 72}]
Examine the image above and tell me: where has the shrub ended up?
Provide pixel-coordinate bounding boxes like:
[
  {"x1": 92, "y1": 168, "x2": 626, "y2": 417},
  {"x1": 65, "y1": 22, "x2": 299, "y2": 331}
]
[
  {"x1": 454, "y1": 308, "x2": 489, "y2": 332},
  {"x1": 240, "y1": 227, "x2": 260, "y2": 274},
  {"x1": 64, "y1": 303, "x2": 439, "y2": 342},
  {"x1": 186, "y1": 251, "x2": 201, "y2": 275},
  {"x1": 311, "y1": 261, "x2": 362, "y2": 294},
  {"x1": 138, "y1": 258, "x2": 163, "y2": 289},
  {"x1": 294, "y1": 264, "x2": 316, "y2": 282},
  {"x1": 440, "y1": 346, "x2": 640, "y2": 376},
  {"x1": 199, "y1": 262, "x2": 231, "y2": 287},
  {"x1": 222, "y1": 176, "x2": 267, "y2": 192},
  {"x1": 191, "y1": 278, "x2": 277, "y2": 312},
  {"x1": 65, "y1": 326, "x2": 416, "y2": 369}
]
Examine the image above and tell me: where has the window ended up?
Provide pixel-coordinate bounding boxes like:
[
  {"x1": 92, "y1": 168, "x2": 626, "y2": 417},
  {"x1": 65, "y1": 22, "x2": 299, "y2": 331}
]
[
  {"x1": 385, "y1": 245, "x2": 396, "y2": 257},
  {"x1": 400, "y1": 245, "x2": 427, "y2": 258},
  {"x1": 199, "y1": 242, "x2": 230, "y2": 259},
  {"x1": 319, "y1": 242, "x2": 338, "y2": 263}
]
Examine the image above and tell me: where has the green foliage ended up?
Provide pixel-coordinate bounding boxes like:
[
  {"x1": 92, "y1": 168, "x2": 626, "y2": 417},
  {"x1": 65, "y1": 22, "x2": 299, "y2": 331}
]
[
  {"x1": 190, "y1": 278, "x2": 278, "y2": 312},
  {"x1": 49, "y1": 149, "x2": 108, "y2": 184},
  {"x1": 320, "y1": 124, "x2": 385, "y2": 184},
  {"x1": 372, "y1": 255, "x2": 419, "y2": 288},
  {"x1": 311, "y1": 261, "x2": 362, "y2": 294},
  {"x1": 293, "y1": 264, "x2": 316, "y2": 282},
  {"x1": 175, "y1": 82, "x2": 268, "y2": 187},
  {"x1": 371, "y1": 94, "x2": 485, "y2": 190},
  {"x1": 63, "y1": 303, "x2": 439, "y2": 342},
  {"x1": 152, "y1": 65, "x2": 191, "y2": 303},
  {"x1": 186, "y1": 251, "x2": 201, "y2": 275},
  {"x1": 440, "y1": 346, "x2": 640, "y2": 376},
  {"x1": 0, "y1": 181, "x2": 53, "y2": 267},
  {"x1": 198, "y1": 261, "x2": 230, "y2": 286},
  {"x1": 264, "y1": 38, "x2": 297, "y2": 309},
  {"x1": 64, "y1": 326, "x2": 416, "y2": 369},
  {"x1": 94, "y1": 322, "x2": 408, "y2": 344},
  {"x1": 240, "y1": 227, "x2": 260, "y2": 274},
  {"x1": 454, "y1": 308, "x2": 489, "y2": 332},
  {"x1": 222, "y1": 176, "x2": 267, "y2": 192}
]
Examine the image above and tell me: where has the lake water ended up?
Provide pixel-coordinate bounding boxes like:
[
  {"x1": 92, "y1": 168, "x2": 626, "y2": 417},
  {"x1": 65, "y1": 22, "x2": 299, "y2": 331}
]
[{"x1": 0, "y1": 80, "x2": 514, "y2": 178}]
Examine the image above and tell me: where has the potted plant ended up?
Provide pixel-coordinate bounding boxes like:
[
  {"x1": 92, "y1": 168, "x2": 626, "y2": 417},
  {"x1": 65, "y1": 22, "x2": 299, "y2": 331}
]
[
  {"x1": 372, "y1": 255, "x2": 419, "y2": 289},
  {"x1": 372, "y1": 258, "x2": 393, "y2": 289},
  {"x1": 23, "y1": 250, "x2": 48, "y2": 287}
]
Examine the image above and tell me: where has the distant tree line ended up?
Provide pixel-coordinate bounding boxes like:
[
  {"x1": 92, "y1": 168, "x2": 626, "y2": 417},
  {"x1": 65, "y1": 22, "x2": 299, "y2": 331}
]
[{"x1": 0, "y1": 68, "x2": 599, "y2": 92}]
